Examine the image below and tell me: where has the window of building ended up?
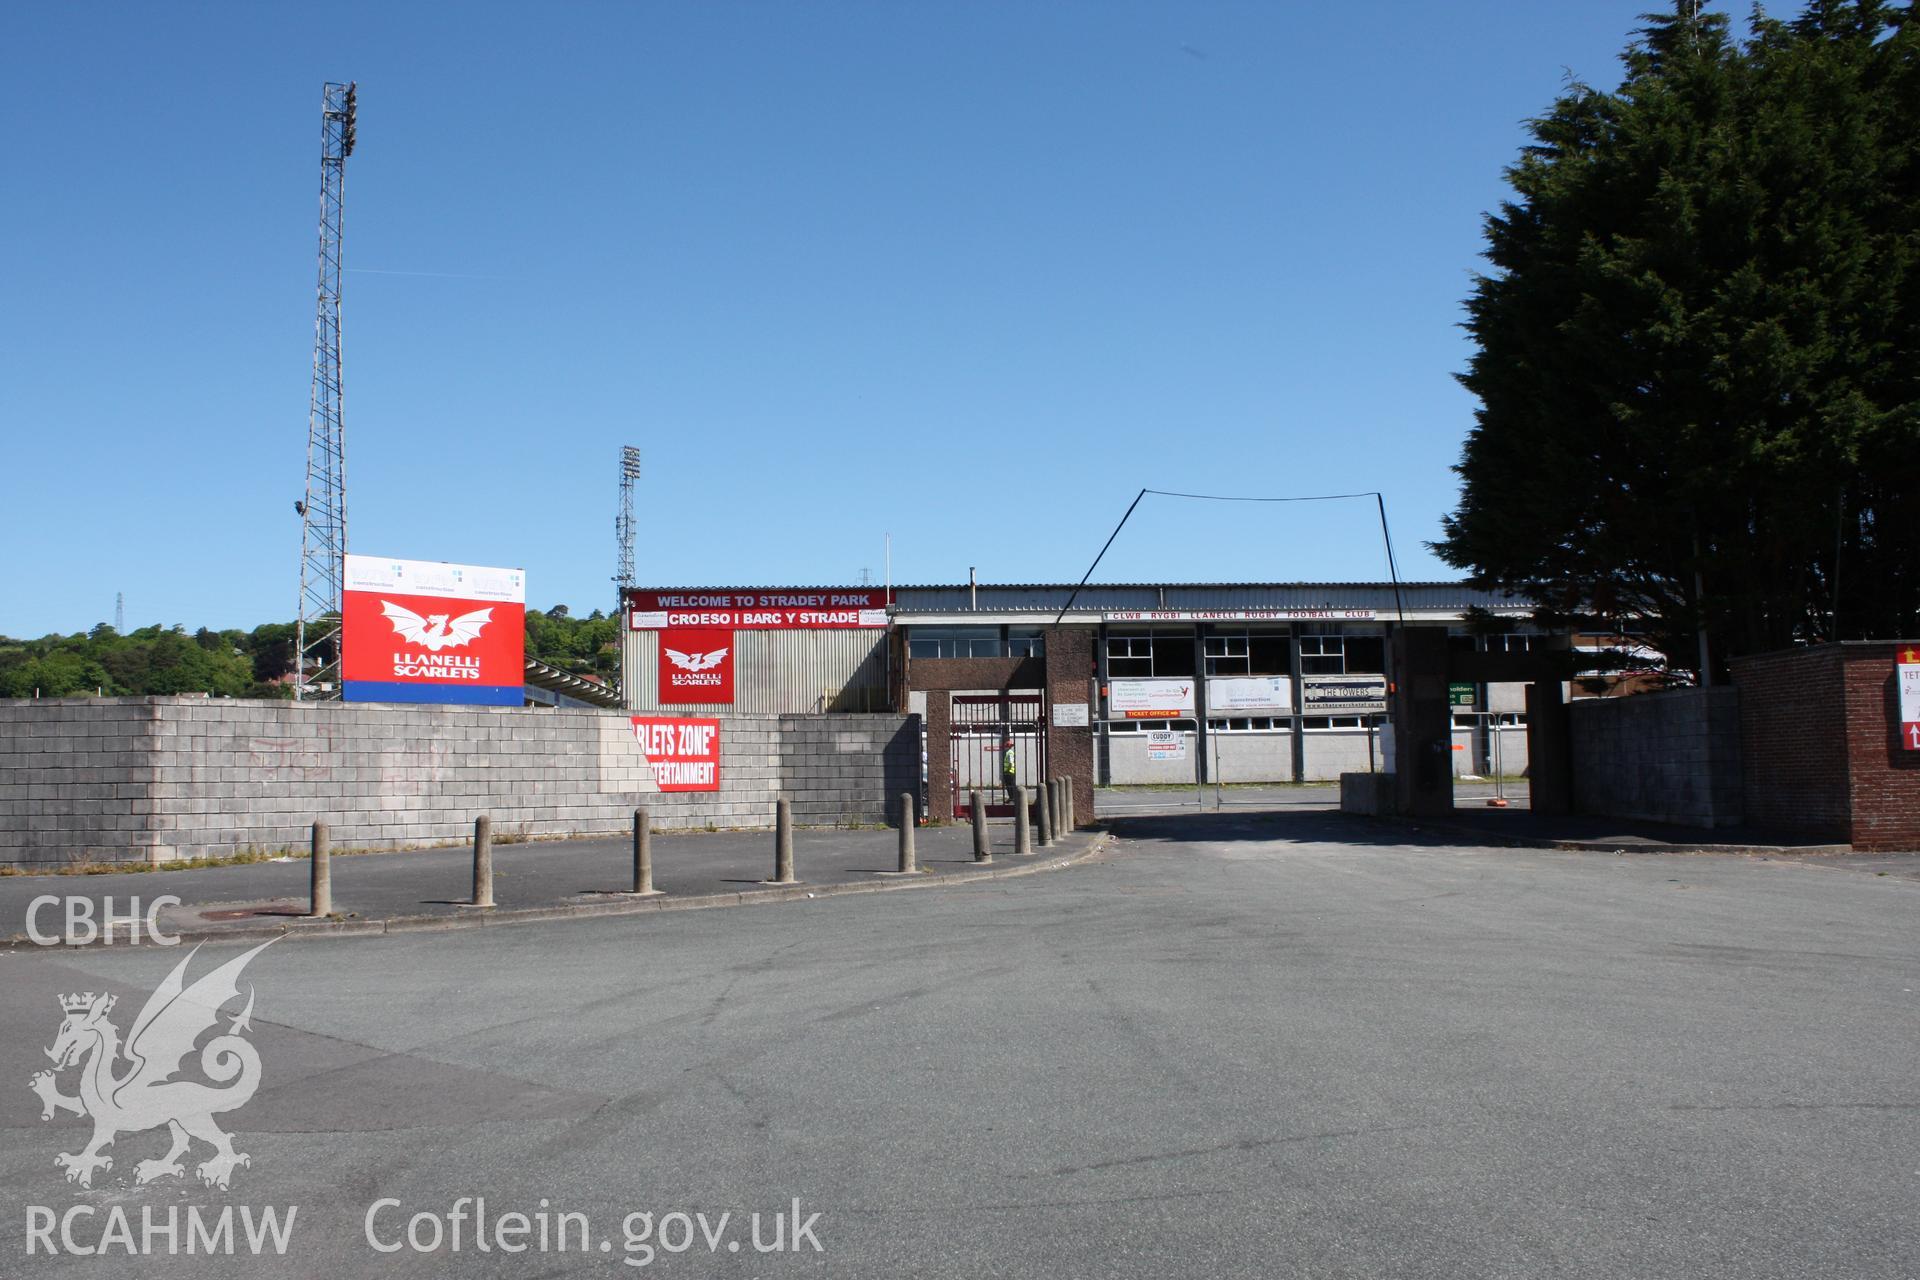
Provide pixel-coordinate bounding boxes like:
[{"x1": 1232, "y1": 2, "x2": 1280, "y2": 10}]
[
  {"x1": 1106, "y1": 633, "x2": 1153, "y2": 676},
  {"x1": 907, "y1": 627, "x2": 1003, "y2": 660},
  {"x1": 1207, "y1": 717, "x2": 1287, "y2": 732},
  {"x1": 1299, "y1": 630, "x2": 1385, "y2": 675},
  {"x1": 1299, "y1": 716, "x2": 1368, "y2": 730},
  {"x1": 1298, "y1": 633, "x2": 1345, "y2": 675},
  {"x1": 1203, "y1": 633, "x2": 1249, "y2": 675},
  {"x1": 1249, "y1": 633, "x2": 1290, "y2": 674},
  {"x1": 1200, "y1": 631, "x2": 1292, "y2": 676},
  {"x1": 1485, "y1": 634, "x2": 1539, "y2": 654},
  {"x1": 1453, "y1": 711, "x2": 1530, "y2": 728},
  {"x1": 1105, "y1": 630, "x2": 1195, "y2": 677},
  {"x1": 1344, "y1": 635, "x2": 1385, "y2": 673},
  {"x1": 1007, "y1": 628, "x2": 1045, "y2": 658}
]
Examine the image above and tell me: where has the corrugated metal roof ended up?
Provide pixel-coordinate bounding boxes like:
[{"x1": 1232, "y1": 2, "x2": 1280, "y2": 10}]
[
  {"x1": 624, "y1": 585, "x2": 886, "y2": 594},
  {"x1": 887, "y1": 582, "x2": 1532, "y2": 613},
  {"x1": 623, "y1": 582, "x2": 1534, "y2": 614},
  {"x1": 523, "y1": 656, "x2": 622, "y2": 708},
  {"x1": 887, "y1": 581, "x2": 1507, "y2": 590}
]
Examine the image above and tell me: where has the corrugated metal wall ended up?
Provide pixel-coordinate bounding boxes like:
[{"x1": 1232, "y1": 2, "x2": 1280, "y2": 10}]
[{"x1": 623, "y1": 628, "x2": 890, "y2": 714}]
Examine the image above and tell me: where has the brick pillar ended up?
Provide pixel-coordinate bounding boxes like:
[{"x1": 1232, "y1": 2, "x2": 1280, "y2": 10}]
[
  {"x1": 1841, "y1": 643, "x2": 1920, "y2": 850},
  {"x1": 1526, "y1": 678, "x2": 1573, "y2": 817},
  {"x1": 1390, "y1": 628, "x2": 1453, "y2": 817},
  {"x1": 1044, "y1": 628, "x2": 1095, "y2": 827},
  {"x1": 927, "y1": 693, "x2": 954, "y2": 824}
]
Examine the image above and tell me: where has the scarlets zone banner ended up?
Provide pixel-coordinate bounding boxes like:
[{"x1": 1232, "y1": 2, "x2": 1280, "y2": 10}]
[
  {"x1": 659, "y1": 627, "x2": 735, "y2": 705},
  {"x1": 626, "y1": 588, "x2": 887, "y2": 631},
  {"x1": 342, "y1": 555, "x2": 525, "y2": 706},
  {"x1": 631, "y1": 717, "x2": 722, "y2": 791}
]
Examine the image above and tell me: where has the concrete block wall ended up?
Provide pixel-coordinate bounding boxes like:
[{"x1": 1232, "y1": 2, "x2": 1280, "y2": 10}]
[
  {"x1": 1303, "y1": 730, "x2": 1387, "y2": 781},
  {"x1": 0, "y1": 697, "x2": 919, "y2": 867},
  {"x1": 1105, "y1": 730, "x2": 1200, "y2": 785},
  {"x1": 778, "y1": 715, "x2": 922, "y2": 826},
  {"x1": 0, "y1": 699, "x2": 161, "y2": 864},
  {"x1": 1569, "y1": 688, "x2": 1743, "y2": 828},
  {"x1": 1213, "y1": 732, "x2": 1294, "y2": 784},
  {"x1": 1487, "y1": 725, "x2": 1531, "y2": 777}
]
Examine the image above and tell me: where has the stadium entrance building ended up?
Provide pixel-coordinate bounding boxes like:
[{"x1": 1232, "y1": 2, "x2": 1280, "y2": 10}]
[{"x1": 622, "y1": 581, "x2": 1550, "y2": 822}]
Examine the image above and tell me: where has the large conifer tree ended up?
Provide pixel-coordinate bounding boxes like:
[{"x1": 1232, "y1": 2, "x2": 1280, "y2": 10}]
[{"x1": 1438, "y1": 0, "x2": 1919, "y2": 670}]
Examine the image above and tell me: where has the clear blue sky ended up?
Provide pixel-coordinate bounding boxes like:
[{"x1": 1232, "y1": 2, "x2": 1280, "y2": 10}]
[{"x1": 2, "y1": 1, "x2": 1671, "y2": 636}]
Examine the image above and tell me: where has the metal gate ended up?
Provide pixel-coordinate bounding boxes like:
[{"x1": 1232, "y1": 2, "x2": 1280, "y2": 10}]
[{"x1": 951, "y1": 693, "x2": 1047, "y2": 818}]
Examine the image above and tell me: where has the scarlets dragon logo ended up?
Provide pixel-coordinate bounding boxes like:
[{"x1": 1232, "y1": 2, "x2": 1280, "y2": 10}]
[
  {"x1": 380, "y1": 601, "x2": 493, "y2": 651},
  {"x1": 664, "y1": 646, "x2": 729, "y2": 673}
]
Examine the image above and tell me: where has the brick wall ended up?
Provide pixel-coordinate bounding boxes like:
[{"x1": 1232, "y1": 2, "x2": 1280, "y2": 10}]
[
  {"x1": 1728, "y1": 642, "x2": 1920, "y2": 851},
  {"x1": 1042, "y1": 628, "x2": 1095, "y2": 828},
  {"x1": 1569, "y1": 687, "x2": 1744, "y2": 827},
  {"x1": 0, "y1": 698, "x2": 918, "y2": 867},
  {"x1": 1840, "y1": 644, "x2": 1920, "y2": 851},
  {"x1": 1730, "y1": 647, "x2": 1852, "y2": 842}
]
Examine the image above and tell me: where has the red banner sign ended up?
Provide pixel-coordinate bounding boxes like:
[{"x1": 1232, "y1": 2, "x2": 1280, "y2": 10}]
[
  {"x1": 627, "y1": 588, "x2": 887, "y2": 631},
  {"x1": 341, "y1": 568, "x2": 525, "y2": 708},
  {"x1": 659, "y1": 628, "x2": 734, "y2": 704},
  {"x1": 631, "y1": 717, "x2": 722, "y2": 791}
]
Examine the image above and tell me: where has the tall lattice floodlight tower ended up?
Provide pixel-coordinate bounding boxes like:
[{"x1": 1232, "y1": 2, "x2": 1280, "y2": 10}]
[
  {"x1": 614, "y1": 446, "x2": 641, "y2": 603},
  {"x1": 295, "y1": 81, "x2": 357, "y2": 700}
]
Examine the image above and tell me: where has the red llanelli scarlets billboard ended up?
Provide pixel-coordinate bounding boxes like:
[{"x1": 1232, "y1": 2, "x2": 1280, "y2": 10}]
[
  {"x1": 627, "y1": 588, "x2": 887, "y2": 631},
  {"x1": 632, "y1": 717, "x2": 721, "y2": 791},
  {"x1": 658, "y1": 627, "x2": 735, "y2": 704},
  {"x1": 342, "y1": 555, "x2": 525, "y2": 706}
]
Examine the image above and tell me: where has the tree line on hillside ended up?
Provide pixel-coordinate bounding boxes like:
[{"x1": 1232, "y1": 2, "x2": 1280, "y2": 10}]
[{"x1": 0, "y1": 606, "x2": 619, "y2": 699}]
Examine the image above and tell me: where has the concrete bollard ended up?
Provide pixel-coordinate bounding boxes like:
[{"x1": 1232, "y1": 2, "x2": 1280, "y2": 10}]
[
  {"x1": 772, "y1": 797, "x2": 797, "y2": 884},
  {"x1": 471, "y1": 815, "x2": 494, "y2": 908},
  {"x1": 308, "y1": 820, "x2": 331, "y2": 917},
  {"x1": 970, "y1": 790, "x2": 990, "y2": 863},
  {"x1": 631, "y1": 807, "x2": 657, "y2": 895},
  {"x1": 1014, "y1": 786, "x2": 1032, "y2": 856},
  {"x1": 1051, "y1": 779, "x2": 1065, "y2": 834},
  {"x1": 1063, "y1": 776, "x2": 1076, "y2": 831},
  {"x1": 898, "y1": 792, "x2": 918, "y2": 873},
  {"x1": 1036, "y1": 780, "x2": 1054, "y2": 848}
]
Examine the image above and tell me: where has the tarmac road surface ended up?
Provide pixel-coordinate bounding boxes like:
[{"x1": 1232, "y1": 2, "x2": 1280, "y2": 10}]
[{"x1": 2, "y1": 807, "x2": 1915, "y2": 1278}]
